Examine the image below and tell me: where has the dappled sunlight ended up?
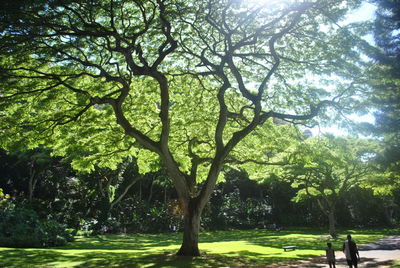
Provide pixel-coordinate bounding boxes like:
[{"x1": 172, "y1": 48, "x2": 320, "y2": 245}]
[
  {"x1": 1, "y1": 228, "x2": 399, "y2": 267},
  {"x1": 59, "y1": 234, "x2": 181, "y2": 251}
]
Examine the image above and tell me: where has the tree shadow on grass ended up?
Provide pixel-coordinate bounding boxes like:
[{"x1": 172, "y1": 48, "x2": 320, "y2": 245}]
[
  {"x1": 57, "y1": 230, "x2": 322, "y2": 252},
  {"x1": 0, "y1": 247, "x2": 319, "y2": 268},
  {"x1": 57, "y1": 228, "x2": 398, "y2": 252},
  {"x1": 361, "y1": 258, "x2": 395, "y2": 267},
  {"x1": 0, "y1": 249, "x2": 261, "y2": 268},
  {"x1": 0, "y1": 248, "x2": 83, "y2": 268},
  {"x1": 2, "y1": 228, "x2": 397, "y2": 267},
  {"x1": 0, "y1": 248, "x2": 150, "y2": 268},
  {"x1": 0, "y1": 230, "x2": 331, "y2": 268},
  {"x1": 135, "y1": 250, "x2": 315, "y2": 268},
  {"x1": 59, "y1": 234, "x2": 182, "y2": 251},
  {"x1": 200, "y1": 229, "x2": 332, "y2": 252},
  {"x1": 214, "y1": 250, "x2": 317, "y2": 266}
]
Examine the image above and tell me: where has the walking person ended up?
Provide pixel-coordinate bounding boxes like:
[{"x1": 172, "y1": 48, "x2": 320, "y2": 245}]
[
  {"x1": 342, "y1": 234, "x2": 360, "y2": 268},
  {"x1": 326, "y1": 242, "x2": 336, "y2": 268}
]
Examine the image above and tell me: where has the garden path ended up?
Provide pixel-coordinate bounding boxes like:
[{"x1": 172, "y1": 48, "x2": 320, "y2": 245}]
[{"x1": 263, "y1": 235, "x2": 400, "y2": 268}]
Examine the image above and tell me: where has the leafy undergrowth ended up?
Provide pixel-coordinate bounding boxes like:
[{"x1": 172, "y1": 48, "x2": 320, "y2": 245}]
[{"x1": 0, "y1": 227, "x2": 398, "y2": 267}]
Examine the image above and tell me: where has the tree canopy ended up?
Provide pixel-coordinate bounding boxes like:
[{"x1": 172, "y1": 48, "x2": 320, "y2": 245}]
[
  {"x1": 0, "y1": 0, "x2": 373, "y2": 255},
  {"x1": 284, "y1": 135, "x2": 377, "y2": 237},
  {"x1": 365, "y1": 0, "x2": 400, "y2": 193}
]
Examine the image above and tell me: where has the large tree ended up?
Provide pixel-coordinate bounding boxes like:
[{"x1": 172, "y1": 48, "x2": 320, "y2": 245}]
[{"x1": 0, "y1": 0, "x2": 370, "y2": 255}]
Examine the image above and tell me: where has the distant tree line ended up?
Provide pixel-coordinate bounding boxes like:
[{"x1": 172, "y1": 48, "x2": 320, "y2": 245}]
[{"x1": 1, "y1": 148, "x2": 398, "y2": 240}]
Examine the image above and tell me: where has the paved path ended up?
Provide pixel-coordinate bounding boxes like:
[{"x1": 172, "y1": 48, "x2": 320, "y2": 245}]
[{"x1": 264, "y1": 235, "x2": 400, "y2": 268}]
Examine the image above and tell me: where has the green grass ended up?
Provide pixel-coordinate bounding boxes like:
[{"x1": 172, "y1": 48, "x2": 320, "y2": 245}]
[{"x1": 0, "y1": 227, "x2": 398, "y2": 267}]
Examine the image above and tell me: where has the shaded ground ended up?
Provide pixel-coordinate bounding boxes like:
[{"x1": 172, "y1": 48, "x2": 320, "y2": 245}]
[
  {"x1": 1, "y1": 229, "x2": 399, "y2": 267},
  {"x1": 264, "y1": 235, "x2": 400, "y2": 268}
]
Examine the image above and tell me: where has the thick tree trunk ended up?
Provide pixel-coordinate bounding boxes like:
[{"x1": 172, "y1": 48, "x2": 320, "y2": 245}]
[
  {"x1": 176, "y1": 199, "x2": 201, "y2": 256},
  {"x1": 328, "y1": 210, "x2": 337, "y2": 238}
]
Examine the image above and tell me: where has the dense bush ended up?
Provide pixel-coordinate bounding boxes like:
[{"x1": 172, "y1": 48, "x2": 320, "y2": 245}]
[
  {"x1": 123, "y1": 200, "x2": 181, "y2": 233},
  {"x1": 79, "y1": 199, "x2": 182, "y2": 234},
  {"x1": 0, "y1": 207, "x2": 73, "y2": 248},
  {"x1": 203, "y1": 188, "x2": 272, "y2": 230}
]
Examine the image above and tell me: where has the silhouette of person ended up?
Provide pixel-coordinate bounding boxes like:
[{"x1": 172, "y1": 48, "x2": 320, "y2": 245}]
[
  {"x1": 342, "y1": 234, "x2": 360, "y2": 268},
  {"x1": 326, "y1": 242, "x2": 336, "y2": 268}
]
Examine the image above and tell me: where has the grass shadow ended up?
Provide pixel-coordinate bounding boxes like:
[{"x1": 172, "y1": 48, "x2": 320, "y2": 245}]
[{"x1": 0, "y1": 227, "x2": 398, "y2": 267}]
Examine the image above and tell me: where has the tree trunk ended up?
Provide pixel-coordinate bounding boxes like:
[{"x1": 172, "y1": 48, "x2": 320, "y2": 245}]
[
  {"x1": 28, "y1": 168, "x2": 36, "y2": 204},
  {"x1": 98, "y1": 197, "x2": 112, "y2": 226},
  {"x1": 176, "y1": 199, "x2": 201, "y2": 256},
  {"x1": 316, "y1": 198, "x2": 337, "y2": 238},
  {"x1": 383, "y1": 199, "x2": 395, "y2": 226},
  {"x1": 148, "y1": 177, "x2": 154, "y2": 202},
  {"x1": 328, "y1": 210, "x2": 337, "y2": 238},
  {"x1": 164, "y1": 184, "x2": 167, "y2": 204}
]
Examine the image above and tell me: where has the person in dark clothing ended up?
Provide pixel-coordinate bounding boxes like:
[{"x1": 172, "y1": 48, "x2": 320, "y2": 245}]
[{"x1": 342, "y1": 234, "x2": 360, "y2": 268}]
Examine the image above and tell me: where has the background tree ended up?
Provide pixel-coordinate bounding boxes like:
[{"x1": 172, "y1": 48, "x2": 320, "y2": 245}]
[
  {"x1": 77, "y1": 158, "x2": 142, "y2": 229},
  {"x1": 356, "y1": 0, "x2": 400, "y2": 218},
  {"x1": 0, "y1": 0, "x2": 371, "y2": 255},
  {"x1": 367, "y1": 0, "x2": 400, "y2": 182},
  {"x1": 285, "y1": 135, "x2": 376, "y2": 237},
  {"x1": 0, "y1": 149, "x2": 71, "y2": 205}
]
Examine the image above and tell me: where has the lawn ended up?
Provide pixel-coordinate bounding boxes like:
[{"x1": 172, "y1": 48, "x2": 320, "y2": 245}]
[{"x1": 0, "y1": 227, "x2": 398, "y2": 267}]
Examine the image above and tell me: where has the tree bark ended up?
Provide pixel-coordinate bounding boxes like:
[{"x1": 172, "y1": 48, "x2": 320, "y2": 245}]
[
  {"x1": 28, "y1": 166, "x2": 36, "y2": 204},
  {"x1": 328, "y1": 210, "x2": 337, "y2": 238},
  {"x1": 317, "y1": 199, "x2": 337, "y2": 238},
  {"x1": 176, "y1": 198, "x2": 201, "y2": 256},
  {"x1": 148, "y1": 176, "x2": 154, "y2": 202}
]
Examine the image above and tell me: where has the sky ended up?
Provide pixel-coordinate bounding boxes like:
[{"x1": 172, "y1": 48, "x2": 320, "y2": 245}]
[
  {"x1": 344, "y1": 1, "x2": 376, "y2": 24},
  {"x1": 309, "y1": 1, "x2": 378, "y2": 137},
  {"x1": 245, "y1": 0, "x2": 378, "y2": 137}
]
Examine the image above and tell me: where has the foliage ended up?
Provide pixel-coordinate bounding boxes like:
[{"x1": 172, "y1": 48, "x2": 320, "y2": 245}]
[
  {"x1": 0, "y1": 206, "x2": 73, "y2": 248},
  {"x1": 78, "y1": 198, "x2": 181, "y2": 234},
  {"x1": 287, "y1": 135, "x2": 376, "y2": 198},
  {"x1": 341, "y1": 186, "x2": 394, "y2": 227},
  {"x1": 372, "y1": 0, "x2": 400, "y2": 62},
  {"x1": 0, "y1": 149, "x2": 85, "y2": 228},
  {"x1": 0, "y1": 188, "x2": 10, "y2": 209},
  {"x1": 364, "y1": 0, "x2": 400, "y2": 192},
  {"x1": 282, "y1": 135, "x2": 377, "y2": 236},
  {"x1": 203, "y1": 188, "x2": 271, "y2": 230},
  {"x1": 0, "y1": 0, "x2": 375, "y2": 255},
  {"x1": 1, "y1": 147, "x2": 396, "y2": 240},
  {"x1": 0, "y1": 0, "x2": 370, "y2": 170},
  {"x1": 129, "y1": 200, "x2": 176, "y2": 233},
  {"x1": 75, "y1": 157, "x2": 143, "y2": 230}
]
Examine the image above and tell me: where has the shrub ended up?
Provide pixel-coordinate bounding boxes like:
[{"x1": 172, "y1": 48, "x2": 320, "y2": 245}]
[
  {"x1": 0, "y1": 207, "x2": 73, "y2": 248},
  {"x1": 203, "y1": 189, "x2": 272, "y2": 230},
  {"x1": 0, "y1": 188, "x2": 10, "y2": 209},
  {"x1": 128, "y1": 201, "x2": 172, "y2": 233}
]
